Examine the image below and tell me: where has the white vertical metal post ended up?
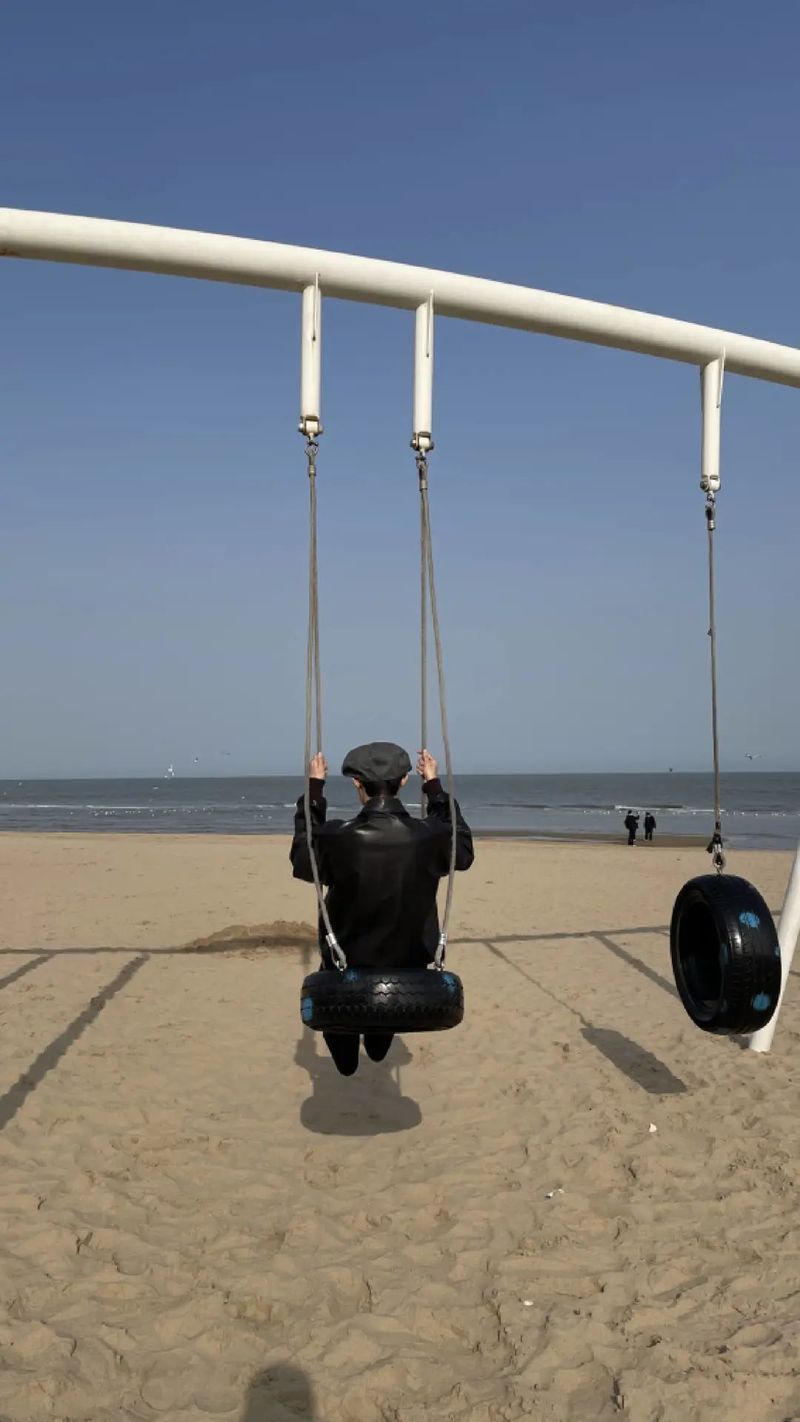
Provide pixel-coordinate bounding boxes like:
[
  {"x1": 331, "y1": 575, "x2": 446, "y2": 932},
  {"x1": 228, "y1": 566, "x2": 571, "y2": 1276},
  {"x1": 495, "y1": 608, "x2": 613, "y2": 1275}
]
[
  {"x1": 411, "y1": 294, "x2": 434, "y2": 453},
  {"x1": 299, "y1": 277, "x2": 322, "y2": 438},
  {"x1": 747, "y1": 845, "x2": 800, "y2": 1053},
  {"x1": 700, "y1": 353, "x2": 724, "y2": 493}
]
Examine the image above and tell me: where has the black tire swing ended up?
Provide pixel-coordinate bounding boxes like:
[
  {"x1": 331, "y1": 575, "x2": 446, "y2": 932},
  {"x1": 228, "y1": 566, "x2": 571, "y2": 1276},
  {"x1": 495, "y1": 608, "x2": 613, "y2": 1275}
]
[
  {"x1": 297, "y1": 291, "x2": 464, "y2": 1036},
  {"x1": 669, "y1": 356, "x2": 780, "y2": 1035}
]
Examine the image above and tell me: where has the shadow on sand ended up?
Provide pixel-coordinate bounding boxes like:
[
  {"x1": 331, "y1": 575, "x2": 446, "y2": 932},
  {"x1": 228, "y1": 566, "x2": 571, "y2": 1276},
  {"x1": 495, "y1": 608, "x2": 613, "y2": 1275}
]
[
  {"x1": 295, "y1": 1028, "x2": 422, "y2": 1136},
  {"x1": 485, "y1": 939, "x2": 688, "y2": 1097},
  {"x1": 0, "y1": 920, "x2": 696, "y2": 1134},
  {"x1": 0, "y1": 954, "x2": 149, "y2": 1132},
  {"x1": 241, "y1": 1363, "x2": 316, "y2": 1420},
  {"x1": 580, "y1": 1025, "x2": 687, "y2": 1095}
]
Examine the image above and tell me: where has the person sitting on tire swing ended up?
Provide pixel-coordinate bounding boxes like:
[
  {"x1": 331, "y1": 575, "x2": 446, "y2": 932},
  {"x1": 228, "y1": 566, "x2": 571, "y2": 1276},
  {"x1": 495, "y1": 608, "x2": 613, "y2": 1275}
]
[{"x1": 291, "y1": 741, "x2": 474, "y2": 1077}]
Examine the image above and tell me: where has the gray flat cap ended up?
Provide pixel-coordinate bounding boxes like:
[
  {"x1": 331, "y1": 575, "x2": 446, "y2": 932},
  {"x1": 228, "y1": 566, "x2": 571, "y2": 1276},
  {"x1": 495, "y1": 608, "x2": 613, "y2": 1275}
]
[{"x1": 341, "y1": 741, "x2": 412, "y2": 782}]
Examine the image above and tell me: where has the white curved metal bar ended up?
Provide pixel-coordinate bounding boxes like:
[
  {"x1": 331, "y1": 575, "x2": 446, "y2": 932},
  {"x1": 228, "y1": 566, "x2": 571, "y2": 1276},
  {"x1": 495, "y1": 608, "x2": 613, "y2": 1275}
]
[{"x1": 4, "y1": 207, "x2": 800, "y2": 387}]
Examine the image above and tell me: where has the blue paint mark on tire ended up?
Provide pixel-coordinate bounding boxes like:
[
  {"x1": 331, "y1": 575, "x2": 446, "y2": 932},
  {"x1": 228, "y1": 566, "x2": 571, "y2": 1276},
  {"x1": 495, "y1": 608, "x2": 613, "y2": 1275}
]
[
  {"x1": 442, "y1": 972, "x2": 457, "y2": 994},
  {"x1": 344, "y1": 969, "x2": 360, "y2": 982},
  {"x1": 719, "y1": 943, "x2": 729, "y2": 963},
  {"x1": 301, "y1": 997, "x2": 314, "y2": 1023},
  {"x1": 751, "y1": 992, "x2": 771, "y2": 1011},
  {"x1": 774, "y1": 944, "x2": 782, "y2": 958},
  {"x1": 739, "y1": 911, "x2": 760, "y2": 929}
]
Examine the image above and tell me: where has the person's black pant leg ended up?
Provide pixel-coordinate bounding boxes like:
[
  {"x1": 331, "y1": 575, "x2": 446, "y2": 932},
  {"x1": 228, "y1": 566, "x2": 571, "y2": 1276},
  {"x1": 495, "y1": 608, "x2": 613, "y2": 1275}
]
[
  {"x1": 363, "y1": 1032, "x2": 394, "y2": 1062},
  {"x1": 314, "y1": 957, "x2": 360, "y2": 1077},
  {"x1": 323, "y1": 1033, "x2": 360, "y2": 1076}
]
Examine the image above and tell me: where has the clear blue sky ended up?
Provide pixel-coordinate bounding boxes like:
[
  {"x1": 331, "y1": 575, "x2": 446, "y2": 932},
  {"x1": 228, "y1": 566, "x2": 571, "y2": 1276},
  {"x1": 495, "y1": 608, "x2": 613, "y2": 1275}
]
[{"x1": 2, "y1": 0, "x2": 799, "y2": 776}]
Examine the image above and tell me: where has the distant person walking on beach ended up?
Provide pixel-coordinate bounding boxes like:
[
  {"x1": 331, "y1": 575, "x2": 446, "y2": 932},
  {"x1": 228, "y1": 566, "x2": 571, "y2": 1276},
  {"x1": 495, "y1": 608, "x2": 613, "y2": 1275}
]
[
  {"x1": 624, "y1": 810, "x2": 639, "y2": 846},
  {"x1": 644, "y1": 811, "x2": 656, "y2": 842}
]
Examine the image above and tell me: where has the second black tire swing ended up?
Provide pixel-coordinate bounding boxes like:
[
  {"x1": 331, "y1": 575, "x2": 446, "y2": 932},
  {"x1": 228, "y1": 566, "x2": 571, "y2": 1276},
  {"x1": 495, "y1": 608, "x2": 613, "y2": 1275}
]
[
  {"x1": 298, "y1": 290, "x2": 464, "y2": 1036},
  {"x1": 669, "y1": 354, "x2": 781, "y2": 1036}
]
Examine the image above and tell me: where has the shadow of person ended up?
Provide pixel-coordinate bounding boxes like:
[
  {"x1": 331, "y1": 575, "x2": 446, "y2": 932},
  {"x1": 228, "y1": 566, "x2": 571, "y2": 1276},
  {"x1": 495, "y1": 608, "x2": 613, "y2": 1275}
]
[
  {"x1": 295, "y1": 1028, "x2": 422, "y2": 1136},
  {"x1": 241, "y1": 1364, "x2": 315, "y2": 1420}
]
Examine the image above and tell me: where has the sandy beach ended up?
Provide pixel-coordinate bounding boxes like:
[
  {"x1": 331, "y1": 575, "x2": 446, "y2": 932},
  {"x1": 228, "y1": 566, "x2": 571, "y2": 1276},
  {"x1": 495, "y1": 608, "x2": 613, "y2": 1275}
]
[{"x1": 1, "y1": 831, "x2": 798, "y2": 1421}]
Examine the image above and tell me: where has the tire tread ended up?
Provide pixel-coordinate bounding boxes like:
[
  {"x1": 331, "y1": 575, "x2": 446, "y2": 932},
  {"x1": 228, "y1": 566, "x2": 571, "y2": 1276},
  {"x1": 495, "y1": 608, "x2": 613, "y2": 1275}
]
[{"x1": 301, "y1": 969, "x2": 464, "y2": 1033}]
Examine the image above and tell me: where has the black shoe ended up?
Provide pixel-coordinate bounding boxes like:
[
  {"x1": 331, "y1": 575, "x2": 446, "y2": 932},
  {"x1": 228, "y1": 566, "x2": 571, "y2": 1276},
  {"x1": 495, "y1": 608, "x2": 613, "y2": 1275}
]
[
  {"x1": 363, "y1": 1032, "x2": 394, "y2": 1063},
  {"x1": 323, "y1": 1033, "x2": 360, "y2": 1076}
]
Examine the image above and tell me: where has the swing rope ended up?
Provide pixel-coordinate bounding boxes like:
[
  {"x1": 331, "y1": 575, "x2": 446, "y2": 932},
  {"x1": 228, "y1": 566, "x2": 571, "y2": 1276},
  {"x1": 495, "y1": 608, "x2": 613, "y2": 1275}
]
[
  {"x1": 420, "y1": 469, "x2": 428, "y2": 820},
  {"x1": 705, "y1": 490, "x2": 725, "y2": 872},
  {"x1": 303, "y1": 436, "x2": 347, "y2": 969},
  {"x1": 300, "y1": 430, "x2": 458, "y2": 975},
  {"x1": 417, "y1": 451, "x2": 458, "y2": 967}
]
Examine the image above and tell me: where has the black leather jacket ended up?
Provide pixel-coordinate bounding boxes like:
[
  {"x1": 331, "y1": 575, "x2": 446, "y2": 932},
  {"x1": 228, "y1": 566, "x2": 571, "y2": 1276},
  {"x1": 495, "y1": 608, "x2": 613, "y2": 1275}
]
[{"x1": 291, "y1": 781, "x2": 474, "y2": 970}]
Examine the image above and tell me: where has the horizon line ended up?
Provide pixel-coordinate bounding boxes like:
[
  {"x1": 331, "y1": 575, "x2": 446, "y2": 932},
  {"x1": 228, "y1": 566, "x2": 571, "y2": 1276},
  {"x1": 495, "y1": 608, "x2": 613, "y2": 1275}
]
[{"x1": 1, "y1": 768, "x2": 796, "y2": 781}]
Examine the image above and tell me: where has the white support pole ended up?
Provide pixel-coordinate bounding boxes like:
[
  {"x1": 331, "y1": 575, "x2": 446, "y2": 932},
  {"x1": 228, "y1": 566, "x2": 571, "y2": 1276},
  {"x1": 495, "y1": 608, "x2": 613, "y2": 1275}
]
[
  {"x1": 411, "y1": 295, "x2": 434, "y2": 454},
  {"x1": 700, "y1": 353, "x2": 724, "y2": 492},
  {"x1": 747, "y1": 843, "x2": 800, "y2": 1053},
  {"x1": 299, "y1": 278, "x2": 322, "y2": 439}
]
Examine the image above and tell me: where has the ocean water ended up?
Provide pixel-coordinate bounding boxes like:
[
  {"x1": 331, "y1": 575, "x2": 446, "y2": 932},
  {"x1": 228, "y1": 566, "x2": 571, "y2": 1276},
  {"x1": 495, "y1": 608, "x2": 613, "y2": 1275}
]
[{"x1": 0, "y1": 773, "x2": 798, "y2": 848}]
